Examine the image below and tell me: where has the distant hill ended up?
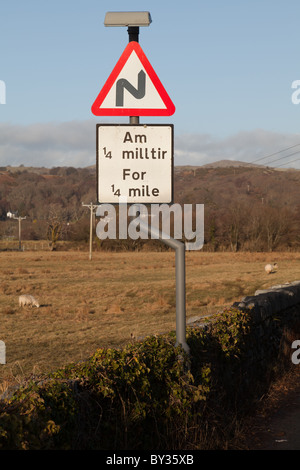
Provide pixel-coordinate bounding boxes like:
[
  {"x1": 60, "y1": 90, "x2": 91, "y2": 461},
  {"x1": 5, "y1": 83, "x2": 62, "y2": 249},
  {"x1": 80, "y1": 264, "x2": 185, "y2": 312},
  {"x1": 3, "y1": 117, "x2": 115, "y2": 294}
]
[
  {"x1": 173, "y1": 163, "x2": 300, "y2": 206},
  {"x1": 200, "y1": 159, "x2": 265, "y2": 168},
  {"x1": 3, "y1": 159, "x2": 300, "y2": 174},
  {"x1": 176, "y1": 159, "x2": 300, "y2": 170}
]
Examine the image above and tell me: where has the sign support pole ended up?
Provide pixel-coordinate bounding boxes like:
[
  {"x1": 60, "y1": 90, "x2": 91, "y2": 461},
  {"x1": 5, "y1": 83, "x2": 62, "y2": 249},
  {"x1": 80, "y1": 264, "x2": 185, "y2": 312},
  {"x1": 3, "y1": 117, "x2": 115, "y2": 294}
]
[
  {"x1": 167, "y1": 237, "x2": 189, "y2": 354},
  {"x1": 125, "y1": 24, "x2": 188, "y2": 354},
  {"x1": 95, "y1": 11, "x2": 188, "y2": 354},
  {"x1": 132, "y1": 216, "x2": 190, "y2": 354}
]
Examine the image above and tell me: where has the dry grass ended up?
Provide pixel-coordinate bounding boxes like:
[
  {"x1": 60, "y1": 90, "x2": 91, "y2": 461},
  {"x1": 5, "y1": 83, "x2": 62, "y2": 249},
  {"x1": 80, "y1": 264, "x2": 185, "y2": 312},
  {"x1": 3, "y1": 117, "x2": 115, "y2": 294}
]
[{"x1": 1, "y1": 249, "x2": 300, "y2": 390}]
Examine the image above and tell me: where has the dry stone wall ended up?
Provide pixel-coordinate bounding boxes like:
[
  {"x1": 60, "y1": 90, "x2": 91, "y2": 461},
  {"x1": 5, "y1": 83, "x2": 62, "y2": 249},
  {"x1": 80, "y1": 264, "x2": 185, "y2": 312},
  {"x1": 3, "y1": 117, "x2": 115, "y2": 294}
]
[
  {"x1": 233, "y1": 281, "x2": 300, "y2": 319},
  {"x1": 230, "y1": 280, "x2": 300, "y2": 387},
  {"x1": 188, "y1": 280, "x2": 300, "y2": 407}
]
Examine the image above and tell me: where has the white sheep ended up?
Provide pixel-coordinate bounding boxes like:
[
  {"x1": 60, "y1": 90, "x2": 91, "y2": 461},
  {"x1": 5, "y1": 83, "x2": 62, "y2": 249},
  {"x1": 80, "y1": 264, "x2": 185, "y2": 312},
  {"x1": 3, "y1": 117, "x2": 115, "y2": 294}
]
[
  {"x1": 19, "y1": 294, "x2": 40, "y2": 308},
  {"x1": 264, "y1": 263, "x2": 278, "y2": 274}
]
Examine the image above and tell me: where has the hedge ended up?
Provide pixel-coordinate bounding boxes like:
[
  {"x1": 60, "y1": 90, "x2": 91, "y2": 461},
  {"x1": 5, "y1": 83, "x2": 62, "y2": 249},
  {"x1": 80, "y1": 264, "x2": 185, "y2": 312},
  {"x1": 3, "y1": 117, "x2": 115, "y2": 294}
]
[{"x1": 0, "y1": 305, "x2": 298, "y2": 450}]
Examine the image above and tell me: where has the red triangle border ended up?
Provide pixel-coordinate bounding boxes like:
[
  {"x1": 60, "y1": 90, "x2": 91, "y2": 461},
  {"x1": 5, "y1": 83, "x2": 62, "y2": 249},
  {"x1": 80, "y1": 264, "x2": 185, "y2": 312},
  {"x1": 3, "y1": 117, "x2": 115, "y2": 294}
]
[{"x1": 91, "y1": 41, "x2": 175, "y2": 117}]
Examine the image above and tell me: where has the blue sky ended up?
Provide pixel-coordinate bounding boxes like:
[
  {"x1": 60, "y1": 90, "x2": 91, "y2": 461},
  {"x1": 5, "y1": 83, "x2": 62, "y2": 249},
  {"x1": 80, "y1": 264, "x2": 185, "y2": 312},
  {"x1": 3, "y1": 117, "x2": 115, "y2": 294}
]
[{"x1": 1, "y1": 0, "x2": 300, "y2": 168}]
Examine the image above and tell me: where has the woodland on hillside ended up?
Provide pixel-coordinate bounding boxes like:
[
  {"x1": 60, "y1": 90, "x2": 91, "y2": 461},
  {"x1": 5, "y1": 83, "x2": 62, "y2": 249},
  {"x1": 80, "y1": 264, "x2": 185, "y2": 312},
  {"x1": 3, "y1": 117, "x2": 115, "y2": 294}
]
[{"x1": 0, "y1": 164, "x2": 299, "y2": 252}]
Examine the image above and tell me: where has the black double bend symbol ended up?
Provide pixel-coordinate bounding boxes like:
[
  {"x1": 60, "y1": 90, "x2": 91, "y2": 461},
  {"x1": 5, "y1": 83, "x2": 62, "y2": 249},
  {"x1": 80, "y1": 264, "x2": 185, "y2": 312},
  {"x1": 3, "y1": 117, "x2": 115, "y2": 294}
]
[{"x1": 116, "y1": 70, "x2": 146, "y2": 107}]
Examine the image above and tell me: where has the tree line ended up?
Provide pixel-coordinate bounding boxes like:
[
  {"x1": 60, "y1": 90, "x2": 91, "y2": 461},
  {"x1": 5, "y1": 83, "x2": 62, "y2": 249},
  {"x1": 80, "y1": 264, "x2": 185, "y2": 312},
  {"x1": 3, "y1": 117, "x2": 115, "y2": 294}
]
[{"x1": 0, "y1": 165, "x2": 299, "y2": 252}]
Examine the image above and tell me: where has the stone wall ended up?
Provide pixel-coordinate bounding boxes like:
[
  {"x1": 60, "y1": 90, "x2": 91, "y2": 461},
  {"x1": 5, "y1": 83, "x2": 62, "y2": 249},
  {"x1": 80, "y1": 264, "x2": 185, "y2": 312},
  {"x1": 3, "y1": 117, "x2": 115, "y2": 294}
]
[
  {"x1": 233, "y1": 280, "x2": 300, "y2": 320},
  {"x1": 228, "y1": 280, "x2": 300, "y2": 398},
  {"x1": 187, "y1": 280, "x2": 300, "y2": 411}
]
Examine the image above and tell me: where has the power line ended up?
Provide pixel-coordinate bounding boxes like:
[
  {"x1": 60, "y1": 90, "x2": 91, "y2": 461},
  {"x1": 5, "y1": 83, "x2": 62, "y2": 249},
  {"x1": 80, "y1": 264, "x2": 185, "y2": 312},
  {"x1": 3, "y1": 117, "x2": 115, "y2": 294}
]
[
  {"x1": 262, "y1": 150, "x2": 300, "y2": 166},
  {"x1": 251, "y1": 143, "x2": 300, "y2": 164},
  {"x1": 276, "y1": 157, "x2": 300, "y2": 168}
]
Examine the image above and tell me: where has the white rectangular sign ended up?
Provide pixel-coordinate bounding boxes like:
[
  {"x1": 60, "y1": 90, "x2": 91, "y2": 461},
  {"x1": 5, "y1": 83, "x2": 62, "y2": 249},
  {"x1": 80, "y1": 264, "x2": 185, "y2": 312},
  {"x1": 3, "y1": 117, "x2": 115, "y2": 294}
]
[{"x1": 96, "y1": 124, "x2": 174, "y2": 204}]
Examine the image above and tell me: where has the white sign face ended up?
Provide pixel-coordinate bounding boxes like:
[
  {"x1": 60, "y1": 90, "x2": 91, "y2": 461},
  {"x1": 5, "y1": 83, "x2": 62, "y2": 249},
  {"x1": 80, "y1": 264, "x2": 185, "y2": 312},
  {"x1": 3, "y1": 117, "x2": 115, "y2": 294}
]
[{"x1": 97, "y1": 124, "x2": 173, "y2": 204}]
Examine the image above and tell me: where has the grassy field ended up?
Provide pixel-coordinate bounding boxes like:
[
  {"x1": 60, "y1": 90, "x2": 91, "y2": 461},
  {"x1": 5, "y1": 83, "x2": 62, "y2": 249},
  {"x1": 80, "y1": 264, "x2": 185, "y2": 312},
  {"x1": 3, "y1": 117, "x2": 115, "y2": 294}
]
[{"x1": 1, "y1": 248, "x2": 300, "y2": 393}]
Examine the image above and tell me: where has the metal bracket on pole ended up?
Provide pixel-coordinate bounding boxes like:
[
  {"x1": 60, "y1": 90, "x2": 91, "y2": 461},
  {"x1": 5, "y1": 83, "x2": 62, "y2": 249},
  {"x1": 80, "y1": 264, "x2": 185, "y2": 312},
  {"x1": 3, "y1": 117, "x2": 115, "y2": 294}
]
[{"x1": 127, "y1": 26, "x2": 139, "y2": 43}]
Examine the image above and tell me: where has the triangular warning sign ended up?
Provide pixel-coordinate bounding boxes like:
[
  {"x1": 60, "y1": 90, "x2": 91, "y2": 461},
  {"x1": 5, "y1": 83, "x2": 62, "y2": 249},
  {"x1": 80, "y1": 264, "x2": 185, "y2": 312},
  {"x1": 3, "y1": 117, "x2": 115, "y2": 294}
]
[{"x1": 91, "y1": 41, "x2": 175, "y2": 116}]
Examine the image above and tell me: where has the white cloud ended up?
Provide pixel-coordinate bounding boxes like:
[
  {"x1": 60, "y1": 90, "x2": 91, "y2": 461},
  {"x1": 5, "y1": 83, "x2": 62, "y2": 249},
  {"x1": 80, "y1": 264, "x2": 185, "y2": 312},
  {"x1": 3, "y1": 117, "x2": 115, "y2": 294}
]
[
  {"x1": 0, "y1": 121, "x2": 95, "y2": 168},
  {"x1": 0, "y1": 122, "x2": 300, "y2": 169},
  {"x1": 175, "y1": 129, "x2": 300, "y2": 169}
]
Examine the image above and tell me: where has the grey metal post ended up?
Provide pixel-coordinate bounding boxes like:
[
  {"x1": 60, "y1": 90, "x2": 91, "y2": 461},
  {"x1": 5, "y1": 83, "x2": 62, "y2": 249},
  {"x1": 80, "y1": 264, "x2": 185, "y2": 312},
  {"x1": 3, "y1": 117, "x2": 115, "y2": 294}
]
[
  {"x1": 163, "y1": 236, "x2": 189, "y2": 354},
  {"x1": 104, "y1": 12, "x2": 186, "y2": 349},
  {"x1": 176, "y1": 241, "x2": 187, "y2": 352},
  {"x1": 133, "y1": 216, "x2": 190, "y2": 354}
]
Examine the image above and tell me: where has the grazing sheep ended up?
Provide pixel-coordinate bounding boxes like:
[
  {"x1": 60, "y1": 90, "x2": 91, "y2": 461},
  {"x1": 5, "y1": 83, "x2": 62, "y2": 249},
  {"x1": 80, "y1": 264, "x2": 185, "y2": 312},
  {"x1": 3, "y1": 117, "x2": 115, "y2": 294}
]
[
  {"x1": 19, "y1": 294, "x2": 40, "y2": 308},
  {"x1": 264, "y1": 263, "x2": 278, "y2": 274}
]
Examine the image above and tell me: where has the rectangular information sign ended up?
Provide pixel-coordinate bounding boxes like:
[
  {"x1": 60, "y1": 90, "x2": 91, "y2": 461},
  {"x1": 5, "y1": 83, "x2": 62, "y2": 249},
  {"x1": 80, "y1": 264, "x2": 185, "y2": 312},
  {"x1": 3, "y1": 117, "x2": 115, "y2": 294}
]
[{"x1": 96, "y1": 124, "x2": 174, "y2": 204}]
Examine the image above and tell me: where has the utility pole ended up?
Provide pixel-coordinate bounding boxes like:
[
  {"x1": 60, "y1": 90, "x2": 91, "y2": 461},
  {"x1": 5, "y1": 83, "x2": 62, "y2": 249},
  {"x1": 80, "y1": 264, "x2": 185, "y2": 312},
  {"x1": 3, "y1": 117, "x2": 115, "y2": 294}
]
[
  {"x1": 82, "y1": 202, "x2": 98, "y2": 260},
  {"x1": 7, "y1": 212, "x2": 26, "y2": 251},
  {"x1": 15, "y1": 216, "x2": 26, "y2": 251}
]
